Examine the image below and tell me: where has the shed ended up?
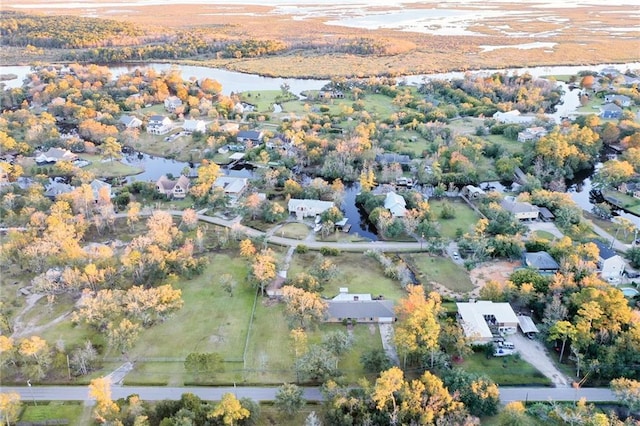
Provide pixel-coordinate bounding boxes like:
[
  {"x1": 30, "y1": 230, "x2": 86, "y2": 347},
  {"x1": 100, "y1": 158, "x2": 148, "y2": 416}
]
[{"x1": 517, "y1": 315, "x2": 539, "y2": 335}]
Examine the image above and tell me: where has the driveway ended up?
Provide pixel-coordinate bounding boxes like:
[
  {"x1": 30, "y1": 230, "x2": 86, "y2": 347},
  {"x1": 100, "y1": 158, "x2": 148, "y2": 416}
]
[
  {"x1": 378, "y1": 323, "x2": 400, "y2": 366},
  {"x1": 509, "y1": 333, "x2": 571, "y2": 388}
]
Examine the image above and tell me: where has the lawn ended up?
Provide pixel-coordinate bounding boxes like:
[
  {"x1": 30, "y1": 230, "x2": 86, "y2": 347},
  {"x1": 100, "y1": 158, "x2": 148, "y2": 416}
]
[
  {"x1": 531, "y1": 230, "x2": 556, "y2": 241},
  {"x1": 288, "y1": 252, "x2": 406, "y2": 302},
  {"x1": 402, "y1": 254, "x2": 474, "y2": 293},
  {"x1": 460, "y1": 352, "x2": 552, "y2": 386},
  {"x1": 583, "y1": 211, "x2": 636, "y2": 244},
  {"x1": 78, "y1": 154, "x2": 144, "y2": 178},
  {"x1": 19, "y1": 402, "x2": 85, "y2": 426},
  {"x1": 485, "y1": 133, "x2": 525, "y2": 155},
  {"x1": 278, "y1": 222, "x2": 311, "y2": 240},
  {"x1": 427, "y1": 199, "x2": 479, "y2": 240},
  {"x1": 240, "y1": 90, "x2": 290, "y2": 112},
  {"x1": 601, "y1": 189, "x2": 640, "y2": 216},
  {"x1": 128, "y1": 252, "x2": 253, "y2": 360}
]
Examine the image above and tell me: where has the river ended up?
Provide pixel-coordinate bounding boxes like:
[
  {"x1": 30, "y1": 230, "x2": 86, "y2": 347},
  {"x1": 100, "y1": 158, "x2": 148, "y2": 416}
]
[{"x1": 3, "y1": 62, "x2": 640, "y2": 233}]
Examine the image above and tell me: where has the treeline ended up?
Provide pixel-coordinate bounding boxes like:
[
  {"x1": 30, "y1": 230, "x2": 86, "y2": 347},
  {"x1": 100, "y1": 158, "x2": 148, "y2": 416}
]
[
  {"x1": 64, "y1": 35, "x2": 287, "y2": 63},
  {"x1": 0, "y1": 11, "x2": 147, "y2": 49}
]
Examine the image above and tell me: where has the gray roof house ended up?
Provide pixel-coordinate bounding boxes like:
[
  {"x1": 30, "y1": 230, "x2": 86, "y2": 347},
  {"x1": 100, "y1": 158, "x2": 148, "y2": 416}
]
[
  {"x1": 237, "y1": 130, "x2": 264, "y2": 145},
  {"x1": 604, "y1": 94, "x2": 631, "y2": 107},
  {"x1": 500, "y1": 196, "x2": 539, "y2": 221},
  {"x1": 600, "y1": 103, "x2": 623, "y2": 119},
  {"x1": 119, "y1": 115, "x2": 143, "y2": 129},
  {"x1": 375, "y1": 153, "x2": 411, "y2": 165},
  {"x1": 523, "y1": 251, "x2": 560, "y2": 274},
  {"x1": 326, "y1": 289, "x2": 395, "y2": 324}
]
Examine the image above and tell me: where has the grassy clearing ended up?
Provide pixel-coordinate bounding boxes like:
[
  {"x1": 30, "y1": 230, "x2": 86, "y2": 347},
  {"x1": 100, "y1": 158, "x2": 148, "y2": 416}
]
[
  {"x1": 256, "y1": 404, "x2": 320, "y2": 426},
  {"x1": 78, "y1": 154, "x2": 144, "y2": 178},
  {"x1": 278, "y1": 222, "x2": 311, "y2": 240},
  {"x1": 403, "y1": 254, "x2": 474, "y2": 293},
  {"x1": 583, "y1": 211, "x2": 635, "y2": 244},
  {"x1": 128, "y1": 252, "x2": 253, "y2": 360},
  {"x1": 288, "y1": 251, "x2": 406, "y2": 302},
  {"x1": 602, "y1": 189, "x2": 640, "y2": 216},
  {"x1": 460, "y1": 352, "x2": 552, "y2": 386},
  {"x1": 485, "y1": 133, "x2": 525, "y2": 155},
  {"x1": 532, "y1": 230, "x2": 557, "y2": 241},
  {"x1": 19, "y1": 402, "x2": 85, "y2": 426},
  {"x1": 428, "y1": 199, "x2": 479, "y2": 239}
]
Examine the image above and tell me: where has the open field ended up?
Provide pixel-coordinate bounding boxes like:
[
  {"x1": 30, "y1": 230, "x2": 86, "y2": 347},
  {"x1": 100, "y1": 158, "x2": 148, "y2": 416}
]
[
  {"x1": 428, "y1": 199, "x2": 479, "y2": 239},
  {"x1": 2, "y1": 1, "x2": 638, "y2": 78},
  {"x1": 19, "y1": 402, "x2": 86, "y2": 426},
  {"x1": 402, "y1": 254, "x2": 474, "y2": 295}
]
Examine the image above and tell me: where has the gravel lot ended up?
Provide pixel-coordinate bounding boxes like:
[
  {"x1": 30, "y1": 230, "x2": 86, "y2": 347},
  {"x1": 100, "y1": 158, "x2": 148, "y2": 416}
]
[{"x1": 509, "y1": 332, "x2": 571, "y2": 388}]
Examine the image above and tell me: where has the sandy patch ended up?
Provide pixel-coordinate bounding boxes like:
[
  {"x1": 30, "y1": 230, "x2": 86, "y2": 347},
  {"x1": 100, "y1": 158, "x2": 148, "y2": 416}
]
[{"x1": 468, "y1": 261, "x2": 520, "y2": 298}]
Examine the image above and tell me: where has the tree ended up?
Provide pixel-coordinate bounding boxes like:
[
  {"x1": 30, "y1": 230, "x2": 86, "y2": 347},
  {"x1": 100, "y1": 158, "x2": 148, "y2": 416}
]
[
  {"x1": 360, "y1": 348, "x2": 392, "y2": 374},
  {"x1": 107, "y1": 318, "x2": 141, "y2": 355},
  {"x1": 180, "y1": 208, "x2": 198, "y2": 230},
  {"x1": 251, "y1": 248, "x2": 277, "y2": 296},
  {"x1": 184, "y1": 352, "x2": 224, "y2": 375},
  {"x1": 443, "y1": 369, "x2": 500, "y2": 417},
  {"x1": 611, "y1": 377, "x2": 640, "y2": 413},
  {"x1": 239, "y1": 239, "x2": 256, "y2": 258},
  {"x1": 373, "y1": 367, "x2": 404, "y2": 425},
  {"x1": 295, "y1": 345, "x2": 338, "y2": 382},
  {"x1": 497, "y1": 401, "x2": 529, "y2": 426},
  {"x1": 304, "y1": 411, "x2": 322, "y2": 426},
  {"x1": 208, "y1": 393, "x2": 250, "y2": 426},
  {"x1": 290, "y1": 328, "x2": 308, "y2": 359},
  {"x1": 191, "y1": 160, "x2": 220, "y2": 200},
  {"x1": 274, "y1": 383, "x2": 305, "y2": 418},
  {"x1": 281, "y1": 286, "x2": 328, "y2": 329},
  {"x1": 593, "y1": 160, "x2": 635, "y2": 189},
  {"x1": 88, "y1": 377, "x2": 120, "y2": 423},
  {"x1": 219, "y1": 273, "x2": 237, "y2": 296},
  {"x1": 0, "y1": 392, "x2": 20, "y2": 426},
  {"x1": 101, "y1": 136, "x2": 122, "y2": 161},
  {"x1": 127, "y1": 202, "x2": 141, "y2": 231}
]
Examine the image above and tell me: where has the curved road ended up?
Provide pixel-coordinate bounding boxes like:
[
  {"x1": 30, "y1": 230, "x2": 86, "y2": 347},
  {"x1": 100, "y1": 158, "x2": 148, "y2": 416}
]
[{"x1": 0, "y1": 385, "x2": 615, "y2": 404}]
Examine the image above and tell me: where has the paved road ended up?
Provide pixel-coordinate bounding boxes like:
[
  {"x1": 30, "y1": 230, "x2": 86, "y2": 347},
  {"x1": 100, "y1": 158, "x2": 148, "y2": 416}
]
[{"x1": 0, "y1": 385, "x2": 616, "y2": 404}]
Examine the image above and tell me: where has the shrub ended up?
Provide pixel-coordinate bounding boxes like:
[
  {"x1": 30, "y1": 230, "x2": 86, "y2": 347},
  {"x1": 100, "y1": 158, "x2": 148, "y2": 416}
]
[
  {"x1": 295, "y1": 244, "x2": 309, "y2": 254},
  {"x1": 320, "y1": 247, "x2": 340, "y2": 256}
]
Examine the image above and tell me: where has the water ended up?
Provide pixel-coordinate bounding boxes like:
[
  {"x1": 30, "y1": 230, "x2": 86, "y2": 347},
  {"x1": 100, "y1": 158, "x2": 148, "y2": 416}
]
[
  {"x1": 342, "y1": 183, "x2": 378, "y2": 241},
  {"x1": 122, "y1": 152, "x2": 193, "y2": 182}
]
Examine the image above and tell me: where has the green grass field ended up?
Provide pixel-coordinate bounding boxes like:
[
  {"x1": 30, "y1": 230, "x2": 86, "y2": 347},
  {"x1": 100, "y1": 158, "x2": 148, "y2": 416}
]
[
  {"x1": 19, "y1": 402, "x2": 85, "y2": 426},
  {"x1": 78, "y1": 154, "x2": 144, "y2": 178},
  {"x1": 402, "y1": 254, "x2": 474, "y2": 293},
  {"x1": 460, "y1": 353, "x2": 552, "y2": 386},
  {"x1": 278, "y1": 222, "x2": 311, "y2": 240},
  {"x1": 428, "y1": 199, "x2": 479, "y2": 239},
  {"x1": 288, "y1": 252, "x2": 406, "y2": 302}
]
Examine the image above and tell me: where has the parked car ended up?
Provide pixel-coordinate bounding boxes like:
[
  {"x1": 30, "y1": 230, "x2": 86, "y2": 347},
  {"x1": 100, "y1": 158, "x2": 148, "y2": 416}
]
[{"x1": 494, "y1": 348, "x2": 515, "y2": 357}]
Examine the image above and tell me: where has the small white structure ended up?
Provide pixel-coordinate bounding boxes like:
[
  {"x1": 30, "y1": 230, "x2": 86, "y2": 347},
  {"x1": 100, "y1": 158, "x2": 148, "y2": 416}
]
[
  {"x1": 183, "y1": 119, "x2": 206, "y2": 133},
  {"x1": 456, "y1": 301, "x2": 519, "y2": 344},
  {"x1": 517, "y1": 126, "x2": 548, "y2": 143},
  {"x1": 147, "y1": 115, "x2": 173, "y2": 135},
  {"x1": 213, "y1": 176, "x2": 248, "y2": 200},
  {"x1": 384, "y1": 192, "x2": 407, "y2": 217},
  {"x1": 220, "y1": 122, "x2": 240, "y2": 133},
  {"x1": 288, "y1": 198, "x2": 334, "y2": 220}
]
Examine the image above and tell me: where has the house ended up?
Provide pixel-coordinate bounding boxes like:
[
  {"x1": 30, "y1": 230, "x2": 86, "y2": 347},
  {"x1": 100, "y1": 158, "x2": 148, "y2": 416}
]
[
  {"x1": 604, "y1": 94, "x2": 632, "y2": 107},
  {"x1": 492, "y1": 110, "x2": 535, "y2": 125},
  {"x1": 288, "y1": 198, "x2": 334, "y2": 220},
  {"x1": 462, "y1": 185, "x2": 486, "y2": 199},
  {"x1": 591, "y1": 240, "x2": 626, "y2": 280},
  {"x1": 384, "y1": 192, "x2": 407, "y2": 217},
  {"x1": 456, "y1": 301, "x2": 519, "y2": 344},
  {"x1": 44, "y1": 180, "x2": 74, "y2": 199},
  {"x1": 517, "y1": 126, "x2": 548, "y2": 143},
  {"x1": 375, "y1": 153, "x2": 411, "y2": 166},
  {"x1": 318, "y1": 90, "x2": 345, "y2": 99},
  {"x1": 500, "y1": 196, "x2": 539, "y2": 221},
  {"x1": 600, "y1": 103, "x2": 623, "y2": 119},
  {"x1": 325, "y1": 289, "x2": 395, "y2": 324},
  {"x1": 156, "y1": 175, "x2": 191, "y2": 199},
  {"x1": 618, "y1": 182, "x2": 640, "y2": 199},
  {"x1": 147, "y1": 115, "x2": 173, "y2": 135},
  {"x1": 537, "y1": 206, "x2": 555, "y2": 222},
  {"x1": 213, "y1": 176, "x2": 248, "y2": 200},
  {"x1": 220, "y1": 122, "x2": 240, "y2": 133},
  {"x1": 164, "y1": 96, "x2": 183, "y2": 112},
  {"x1": 523, "y1": 251, "x2": 560, "y2": 274},
  {"x1": 35, "y1": 148, "x2": 78, "y2": 164},
  {"x1": 183, "y1": 119, "x2": 206, "y2": 133},
  {"x1": 119, "y1": 115, "x2": 143, "y2": 129},
  {"x1": 90, "y1": 179, "x2": 112, "y2": 202},
  {"x1": 237, "y1": 130, "x2": 263, "y2": 145}
]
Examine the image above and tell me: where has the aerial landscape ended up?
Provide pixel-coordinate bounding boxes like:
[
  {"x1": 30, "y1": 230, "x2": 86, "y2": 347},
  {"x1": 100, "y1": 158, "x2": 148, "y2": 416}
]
[{"x1": 0, "y1": 0, "x2": 639, "y2": 425}]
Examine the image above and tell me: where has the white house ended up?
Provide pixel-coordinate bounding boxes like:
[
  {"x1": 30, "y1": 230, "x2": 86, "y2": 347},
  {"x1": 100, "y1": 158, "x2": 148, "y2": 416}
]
[
  {"x1": 517, "y1": 126, "x2": 548, "y2": 143},
  {"x1": 592, "y1": 240, "x2": 626, "y2": 280},
  {"x1": 147, "y1": 115, "x2": 173, "y2": 135},
  {"x1": 384, "y1": 192, "x2": 407, "y2": 217},
  {"x1": 156, "y1": 175, "x2": 191, "y2": 199},
  {"x1": 220, "y1": 122, "x2": 239, "y2": 133},
  {"x1": 500, "y1": 196, "x2": 539, "y2": 221},
  {"x1": 119, "y1": 115, "x2": 143, "y2": 129},
  {"x1": 183, "y1": 119, "x2": 207, "y2": 133},
  {"x1": 456, "y1": 301, "x2": 519, "y2": 344},
  {"x1": 164, "y1": 96, "x2": 183, "y2": 112},
  {"x1": 213, "y1": 176, "x2": 248, "y2": 200},
  {"x1": 288, "y1": 198, "x2": 334, "y2": 219},
  {"x1": 35, "y1": 148, "x2": 78, "y2": 164},
  {"x1": 493, "y1": 110, "x2": 536, "y2": 125}
]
